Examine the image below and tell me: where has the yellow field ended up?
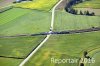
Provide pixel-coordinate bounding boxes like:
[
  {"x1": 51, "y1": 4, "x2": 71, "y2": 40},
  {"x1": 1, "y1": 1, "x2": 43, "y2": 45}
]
[{"x1": 15, "y1": 0, "x2": 59, "y2": 11}]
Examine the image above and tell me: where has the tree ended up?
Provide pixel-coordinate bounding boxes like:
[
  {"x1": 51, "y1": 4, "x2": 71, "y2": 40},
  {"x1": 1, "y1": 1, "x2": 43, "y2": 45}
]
[
  {"x1": 65, "y1": 7, "x2": 68, "y2": 12},
  {"x1": 79, "y1": 0, "x2": 83, "y2": 3},
  {"x1": 86, "y1": 10, "x2": 90, "y2": 15},
  {"x1": 84, "y1": 51, "x2": 88, "y2": 57},
  {"x1": 91, "y1": 12, "x2": 95, "y2": 16},
  {"x1": 80, "y1": 10, "x2": 83, "y2": 15},
  {"x1": 75, "y1": 10, "x2": 78, "y2": 15}
]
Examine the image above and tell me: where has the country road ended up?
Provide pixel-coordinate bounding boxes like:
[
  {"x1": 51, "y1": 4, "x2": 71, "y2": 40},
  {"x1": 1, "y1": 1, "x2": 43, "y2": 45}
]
[{"x1": 19, "y1": 0, "x2": 63, "y2": 66}]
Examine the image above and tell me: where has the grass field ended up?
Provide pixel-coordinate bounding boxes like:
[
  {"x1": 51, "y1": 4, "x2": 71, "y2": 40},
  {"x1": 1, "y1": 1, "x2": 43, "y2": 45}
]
[
  {"x1": 73, "y1": 0, "x2": 100, "y2": 9},
  {"x1": 84, "y1": 47, "x2": 100, "y2": 66},
  {"x1": 0, "y1": 8, "x2": 51, "y2": 36},
  {"x1": 54, "y1": 10, "x2": 100, "y2": 31},
  {"x1": 90, "y1": 52, "x2": 100, "y2": 66},
  {"x1": 0, "y1": 57, "x2": 22, "y2": 66},
  {"x1": 0, "y1": 36, "x2": 45, "y2": 58},
  {"x1": 85, "y1": 50, "x2": 100, "y2": 66},
  {"x1": 15, "y1": 0, "x2": 59, "y2": 11},
  {"x1": 0, "y1": 8, "x2": 31, "y2": 26},
  {"x1": 24, "y1": 31, "x2": 100, "y2": 66}
]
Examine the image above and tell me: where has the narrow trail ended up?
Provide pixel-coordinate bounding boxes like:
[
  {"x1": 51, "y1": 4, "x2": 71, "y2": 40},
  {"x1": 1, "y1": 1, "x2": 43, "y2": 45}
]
[{"x1": 19, "y1": 0, "x2": 63, "y2": 66}]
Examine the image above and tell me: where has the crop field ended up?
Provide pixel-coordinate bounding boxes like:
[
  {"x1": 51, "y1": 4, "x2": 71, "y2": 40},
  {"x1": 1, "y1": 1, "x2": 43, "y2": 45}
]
[
  {"x1": 24, "y1": 31, "x2": 100, "y2": 66},
  {"x1": 90, "y1": 52, "x2": 100, "y2": 66},
  {"x1": 84, "y1": 47, "x2": 100, "y2": 66},
  {"x1": 0, "y1": 36, "x2": 45, "y2": 58},
  {"x1": 15, "y1": 0, "x2": 59, "y2": 11},
  {"x1": 86, "y1": 50, "x2": 100, "y2": 66},
  {"x1": 54, "y1": 10, "x2": 100, "y2": 31},
  {"x1": 0, "y1": 57, "x2": 22, "y2": 66},
  {"x1": 0, "y1": 8, "x2": 51, "y2": 36},
  {"x1": 73, "y1": 0, "x2": 100, "y2": 9},
  {"x1": 0, "y1": 8, "x2": 31, "y2": 25},
  {"x1": 0, "y1": 35, "x2": 46, "y2": 66}
]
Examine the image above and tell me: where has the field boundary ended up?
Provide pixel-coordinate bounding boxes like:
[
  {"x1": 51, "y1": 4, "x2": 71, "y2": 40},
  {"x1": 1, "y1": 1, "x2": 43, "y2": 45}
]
[
  {"x1": 0, "y1": 56, "x2": 24, "y2": 59},
  {"x1": 0, "y1": 27, "x2": 100, "y2": 38}
]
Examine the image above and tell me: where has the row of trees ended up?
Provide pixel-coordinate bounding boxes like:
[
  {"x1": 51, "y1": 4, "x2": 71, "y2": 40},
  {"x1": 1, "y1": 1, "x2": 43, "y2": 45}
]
[
  {"x1": 65, "y1": 0, "x2": 95, "y2": 16},
  {"x1": 80, "y1": 10, "x2": 95, "y2": 16},
  {"x1": 66, "y1": 0, "x2": 87, "y2": 8}
]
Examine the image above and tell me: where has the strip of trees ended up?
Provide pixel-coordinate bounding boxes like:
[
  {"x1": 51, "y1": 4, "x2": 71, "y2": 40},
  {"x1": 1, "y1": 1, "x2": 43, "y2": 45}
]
[{"x1": 65, "y1": 0, "x2": 95, "y2": 16}]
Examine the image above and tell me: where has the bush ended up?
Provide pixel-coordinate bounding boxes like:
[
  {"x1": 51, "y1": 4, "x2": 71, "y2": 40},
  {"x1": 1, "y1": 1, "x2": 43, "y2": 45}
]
[{"x1": 80, "y1": 10, "x2": 83, "y2": 15}]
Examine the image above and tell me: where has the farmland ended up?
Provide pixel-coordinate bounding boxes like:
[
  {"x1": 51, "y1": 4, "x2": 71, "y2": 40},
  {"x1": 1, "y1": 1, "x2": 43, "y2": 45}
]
[
  {"x1": 0, "y1": 8, "x2": 51, "y2": 36},
  {"x1": 0, "y1": 0, "x2": 100, "y2": 66},
  {"x1": 72, "y1": 0, "x2": 100, "y2": 15},
  {"x1": 54, "y1": 10, "x2": 100, "y2": 31},
  {"x1": 0, "y1": 8, "x2": 31, "y2": 25},
  {"x1": 24, "y1": 31, "x2": 100, "y2": 66},
  {"x1": 73, "y1": 0, "x2": 100, "y2": 9},
  {"x1": 0, "y1": 36, "x2": 45, "y2": 58},
  {"x1": 15, "y1": 0, "x2": 59, "y2": 11},
  {"x1": 0, "y1": 36, "x2": 46, "y2": 66},
  {"x1": 0, "y1": 57, "x2": 22, "y2": 66},
  {"x1": 90, "y1": 52, "x2": 100, "y2": 66}
]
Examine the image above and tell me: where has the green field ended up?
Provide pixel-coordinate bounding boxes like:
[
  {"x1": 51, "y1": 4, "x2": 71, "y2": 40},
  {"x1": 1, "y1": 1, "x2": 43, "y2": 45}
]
[
  {"x1": 85, "y1": 51, "x2": 100, "y2": 66},
  {"x1": 25, "y1": 31, "x2": 100, "y2": 66},
  {"x1": 0, "y1": 8, "x2": 31, "y2": 25},
  {"x1": 85, "y1": 47, "x2": 100, "y2": 66},
  {"x1": 15, "y1": 0, "x2": 58, "y2": 11},
  {"x1": 90, "y1": 52, "x2": 100, "y2": 66},
  {"x1": 0, "y1": 0, "x2": 100, "y2": 66},
  {"x1": 73, "y1": 0, "x2": 100, "y2": 9},
  {"x1": 0, "y1": 8, "x2": 51, "y2": 36},
  {"x1": 0, "y1": 36, "x2": 45, "y2": 58},
  {"x1": 54, "y1": 10, "x2": 100, "y2": 31},
  {"x1": 0, "y1": 57, "x2": 22, "y2": 66}
]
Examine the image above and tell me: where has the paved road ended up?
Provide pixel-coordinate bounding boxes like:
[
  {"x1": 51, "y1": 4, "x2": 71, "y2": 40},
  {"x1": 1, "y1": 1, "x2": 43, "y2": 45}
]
[{"x1": 19, "y1": 0, "x2": 63, "y2": 66}]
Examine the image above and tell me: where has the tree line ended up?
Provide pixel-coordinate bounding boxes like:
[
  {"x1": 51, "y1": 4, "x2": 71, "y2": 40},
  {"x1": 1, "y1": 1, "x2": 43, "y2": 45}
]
[{"x1": 65, "y1": 0, "x2": 95, "y2": 16}]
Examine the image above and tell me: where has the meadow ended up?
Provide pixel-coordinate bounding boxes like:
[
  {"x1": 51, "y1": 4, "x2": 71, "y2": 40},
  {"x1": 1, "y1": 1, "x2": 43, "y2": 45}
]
[
  {"x1": 54, "y1": 10, "x2": 100, "y2": 31},
  {"x1": 24, "y1": 31, "x2": 100, "y2": 66}
]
